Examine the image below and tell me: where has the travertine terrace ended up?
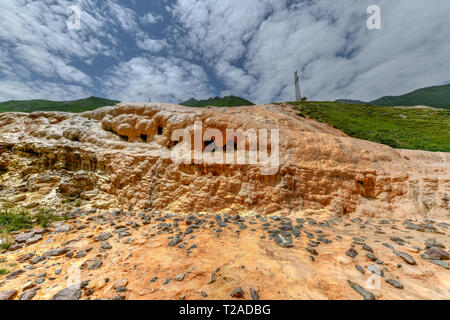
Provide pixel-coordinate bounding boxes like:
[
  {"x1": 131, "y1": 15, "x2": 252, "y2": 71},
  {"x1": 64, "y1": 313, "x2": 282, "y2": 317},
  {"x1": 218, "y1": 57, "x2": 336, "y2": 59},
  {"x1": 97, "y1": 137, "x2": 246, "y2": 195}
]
[
  {"x1": 0, "y1": 102, "x2": 448, "y2": 218},
  {"x1": 0, "y1": 103, "x2": 448, "y2": 300}
]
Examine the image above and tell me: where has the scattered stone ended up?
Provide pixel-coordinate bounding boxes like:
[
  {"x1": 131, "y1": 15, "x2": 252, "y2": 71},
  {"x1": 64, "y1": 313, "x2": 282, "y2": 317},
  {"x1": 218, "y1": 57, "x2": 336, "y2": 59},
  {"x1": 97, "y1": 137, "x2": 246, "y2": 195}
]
[
  {"x1": 101, "y1": 241, "x2": 112, "y2": 250},
  {"x1": 17, "y1": 252, "x2": 35, "y2": 263},
  {"x1": 75, "y1": 250, "x2": 86, "y2": 259},
  {"x1": 367, "y1": 264, "x2": 383, "y2": 277},
  {"x1": 30, "y1": 256, "x2": 45, "y2": 265},
  {"x1": 208, "y1": 273, "x2": 216, "y2": 284},
  {"x1": 366, "y1": 253, "x2": 377, "y2": 261},
  {"x1": 306, "y1": 247, "x2": 318, "y2": 256},
  {"x1": 169, "y1": 236, "x2": 182, "y2": 247},
  {"x1": 385, "y1": 279, "x2": 404, "y2": 289},
  {"x1": 51, "y1": 286, "x2": 81, "y2": 300},
  {"x1": 26, "y1": 234, "x2": 43, "y2": 245},
  {"x1": 346, "y1": 248, "x2": 358, "y2": 258},
  {"x1": 54, "y1": 224, "x2": 70, "y2": 233},
  {"x1": 355, "y1": 265, "x2": 364, "y2": 274},
  {"x1": 425, "y1": 238, "x2": 445, "y2": 249},
  {"x1": 94, "y1": 232, "x2": 112, "y2": 242},
  {"x1": 20, "y1": 288, "x2": 38, "y2": 300},
  {"x1": 14, "y1": 231, "x2": 36, "y2": 243},
  {"x1": 115, "y1": 279, "x2": 128, "y2": 288},
  {"x1": 231, "y1": 286, "x2": 244, "y2": 298},
  {"x1": 423, "y1": 248, "x2": 449, "y2": 261},
  {"x1": 86, "y1": 260, "x2": 103, "y2": 270},
  {"x1": 9, "y1": 243, "x2": 23, "y2": 251},
  {"x1": 0, "y1": 290, "x2": 17, "y2": 300},
  {"x1": 175, "y1": 273, "x2": 185, "y2": 281},
  {"x1": 7, "y1": 269, "x2": 24, "y2": 279},
  {"x1": 428, "y1": 260, "x2": 449, "y2": 269},
  {"x1": 347, "y1": 281, "x2": 375, "y2": 300},
  {"x1": 44, "y1": 247, "x2": 70, "y2": 257},
  {"x1": 250, "y1": 288, "x2": 259, "y2": 300},
  {"x1": 394, "y1": 251, "x2": 416, "y2": 265},
  {"x1": 22, "y1": 281, "x2": 36, "y2": 291}
]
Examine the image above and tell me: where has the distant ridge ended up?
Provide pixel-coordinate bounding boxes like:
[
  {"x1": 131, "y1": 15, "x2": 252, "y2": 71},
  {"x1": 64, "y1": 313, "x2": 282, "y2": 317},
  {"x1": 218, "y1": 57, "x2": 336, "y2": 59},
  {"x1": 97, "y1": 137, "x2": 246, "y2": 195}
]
[
  {"x1": 336, "y1": 83, "x2": 450, "y2": 109},
  {"x1": 180, "y1": 96, "x2": 255, "y2": 108},
  {"x1": 0, "y1": 96, "x2": 120, "y2": 113},
  {"x1": 335, "y1": 99, "x2": 369, "y2": 104},
  {"x1": 369, "y1": 83, "x2": 450, "y2": 109}
]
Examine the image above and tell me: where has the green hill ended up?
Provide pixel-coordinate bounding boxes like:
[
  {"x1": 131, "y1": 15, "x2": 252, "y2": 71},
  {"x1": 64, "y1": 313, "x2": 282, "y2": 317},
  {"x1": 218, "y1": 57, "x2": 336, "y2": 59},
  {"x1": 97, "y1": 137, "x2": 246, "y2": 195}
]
[
  {"x1": 0, "y1": 96, "x2": 120, "y2": 113},
  {"x1": 370, "y1": 83, "x2": 450, "y2": 109},
  {"x1": 181, "y1": 96, "x2": 255, "y2": 108},
  {"x1": 291, "y1": 101, "x2": 450, "y2": 152}
]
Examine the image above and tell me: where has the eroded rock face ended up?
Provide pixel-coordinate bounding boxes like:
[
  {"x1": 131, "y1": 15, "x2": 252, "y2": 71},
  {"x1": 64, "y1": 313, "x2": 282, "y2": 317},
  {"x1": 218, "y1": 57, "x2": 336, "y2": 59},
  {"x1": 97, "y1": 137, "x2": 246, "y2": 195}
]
[{"x1": 0, "y1": 103, "x2": 448, "y2": 218}]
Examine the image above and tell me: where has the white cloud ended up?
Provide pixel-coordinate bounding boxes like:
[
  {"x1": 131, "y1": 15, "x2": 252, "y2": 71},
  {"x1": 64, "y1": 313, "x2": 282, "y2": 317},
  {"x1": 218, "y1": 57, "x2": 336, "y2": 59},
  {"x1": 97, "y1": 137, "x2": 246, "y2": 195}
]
[
  {"x1": 137, "y1": 38, "x2": 168, "y2": 53},
  {"x1": 102, "y1": 56, "x2": 213, "y2": 103},
  {"x1": 140, "y1": 12, "x2": 164, "y2": 24},
  {"x1": 107, "y1": 1, "x2": 139, "y2": 32},
  {"x1": 0, "y1": 80, "x2": 90, "y2": 102},
  {"x1": 1, "y1": 0, "x2": 449, "y2": 104},
  {"x1": 169, "y1": 0, "x2": 450, "y2": 103}
]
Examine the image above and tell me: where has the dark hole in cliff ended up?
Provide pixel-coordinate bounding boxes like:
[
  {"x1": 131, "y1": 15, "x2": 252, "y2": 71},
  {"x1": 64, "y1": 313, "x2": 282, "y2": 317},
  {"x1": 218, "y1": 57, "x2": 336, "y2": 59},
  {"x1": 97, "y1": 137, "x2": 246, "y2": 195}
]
[
  {"x1": 141, "y1": 134, "x2": 148, "y2": 142},
  {"x1": 204, "y1": 140, "x2": 217, "y2": 152},
  {"x1": 119, "y1": 135, "x2": 128, "y2": 142},
  {"x1": 24, "y1": 149, "x2": 39, "y2": 157},
  {"x1": 223, "y1": 140, "x2": 238, "y2": 152},
  {"x1": 157, "y1": 126, "x2": 163, "y2": 135},
  {"x1": 357, "y1": 181, "x2": 364, "y2": 186},
  {"x1": 168, "y1": 140, "x2": 179, "y2": 149}
]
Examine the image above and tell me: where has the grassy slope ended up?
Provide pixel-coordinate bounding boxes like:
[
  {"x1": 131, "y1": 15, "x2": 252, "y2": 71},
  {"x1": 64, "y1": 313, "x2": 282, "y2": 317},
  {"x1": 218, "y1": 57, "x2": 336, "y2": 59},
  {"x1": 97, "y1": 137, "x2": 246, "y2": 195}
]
[
  {"x1": 291, "y1": 101, "x2": 450, "y2": 152},
  {"x1": 181, "y1": 96, "x2": 255, "y2": 108},
  {"x1": 370, "y1": 83, "x2": 450, "y2": 109},
  {"x1": 0, "y1": 96, "x2": 120, "y2": 113}
]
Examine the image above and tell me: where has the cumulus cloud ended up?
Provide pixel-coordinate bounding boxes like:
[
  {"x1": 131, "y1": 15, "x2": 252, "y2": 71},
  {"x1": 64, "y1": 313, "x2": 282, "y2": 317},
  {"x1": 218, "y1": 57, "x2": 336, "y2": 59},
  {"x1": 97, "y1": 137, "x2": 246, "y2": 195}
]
[
  {"x1": 0, "y1": 0, "x2": 449, "y2": 103},
  {"x1": 169, "y1": 0, "x2": 450, "y2": 103},
  {"x1": 0, "y1": 0, "x2": 121, "y2": 100},
  {"x1": 102, "y1": 56, "x2": 213, "y2": 103},
  {"x1": 0, "y1": 80, "x2": 90, "y2": 102},
  {"x1": 140, "y1": 12, "x2": 164, "y2": 24}
]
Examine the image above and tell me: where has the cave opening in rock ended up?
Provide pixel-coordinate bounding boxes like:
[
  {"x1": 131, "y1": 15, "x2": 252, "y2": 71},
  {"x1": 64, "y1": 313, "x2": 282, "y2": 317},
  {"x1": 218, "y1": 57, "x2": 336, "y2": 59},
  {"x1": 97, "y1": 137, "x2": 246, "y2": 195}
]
[
  {"x1": 168, "y1": 140, "x2": 179, "y2": 149},
  {"x1": 204, "y1": 140, "x2": 217, "y2": 152},
  {"x1": 157, "y1": 126, "x2": 163, "y2": 135},
  {"x1": 119, "y1": 135, "x2": 128, "y2": 142},
  {"x1": 223, "y1": 140, "x2": 238, "y2": 152},
  {"x1": 141, "y1": 134, "x2": 148, "y2": 142}
]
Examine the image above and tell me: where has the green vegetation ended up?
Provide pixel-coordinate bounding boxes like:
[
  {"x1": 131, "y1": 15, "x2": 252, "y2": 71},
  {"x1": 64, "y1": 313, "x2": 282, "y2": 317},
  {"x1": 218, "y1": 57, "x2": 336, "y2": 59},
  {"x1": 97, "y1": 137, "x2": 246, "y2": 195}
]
[
  {"x1": 0, "y1": 207, "x2": 33, "y2": 233},
  {"x1": 0, "y1": 96, "x2": 120, "y2": 113},
  {"x1": 0, "y1": 204, "x2": 65, "y2": 238},
  {"x1": 181, "y1": 96, "x2": 255, "y2": 108},
  {"x1": 370, "y1": 83, "x2": 450, "y2": 109},
  {"x1": 290, "y1": 101, "x2": 450, "y2": 152},
  {"x1": 34, "y1": 208, "x2": 66, "y2": 228},
  {"x1": 0, "y1": 268, "x2": 9, "y2": 275}
]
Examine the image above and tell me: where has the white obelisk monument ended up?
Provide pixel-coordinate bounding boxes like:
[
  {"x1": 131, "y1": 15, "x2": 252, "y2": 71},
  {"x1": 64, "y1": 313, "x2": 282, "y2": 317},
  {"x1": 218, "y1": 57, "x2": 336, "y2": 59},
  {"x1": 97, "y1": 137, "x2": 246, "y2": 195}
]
[{"x1": 294, "y1": 70, "x2": 301, "y2": 102}]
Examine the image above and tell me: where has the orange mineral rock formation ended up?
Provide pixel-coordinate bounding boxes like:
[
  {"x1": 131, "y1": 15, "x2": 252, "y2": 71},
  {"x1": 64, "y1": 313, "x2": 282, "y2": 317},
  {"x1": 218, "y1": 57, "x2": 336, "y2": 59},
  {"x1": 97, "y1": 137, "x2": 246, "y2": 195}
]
[{"x1": 0, "y1": 103, "x2": 448, "y2": 219}]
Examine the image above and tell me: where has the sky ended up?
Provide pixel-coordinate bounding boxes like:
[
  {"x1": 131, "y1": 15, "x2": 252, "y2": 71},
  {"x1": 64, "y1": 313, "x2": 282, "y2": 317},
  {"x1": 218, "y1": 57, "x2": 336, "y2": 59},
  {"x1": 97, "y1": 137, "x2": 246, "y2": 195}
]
[{"x1": 0, "y1": 0, "x2": 449, "y2": 104}]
